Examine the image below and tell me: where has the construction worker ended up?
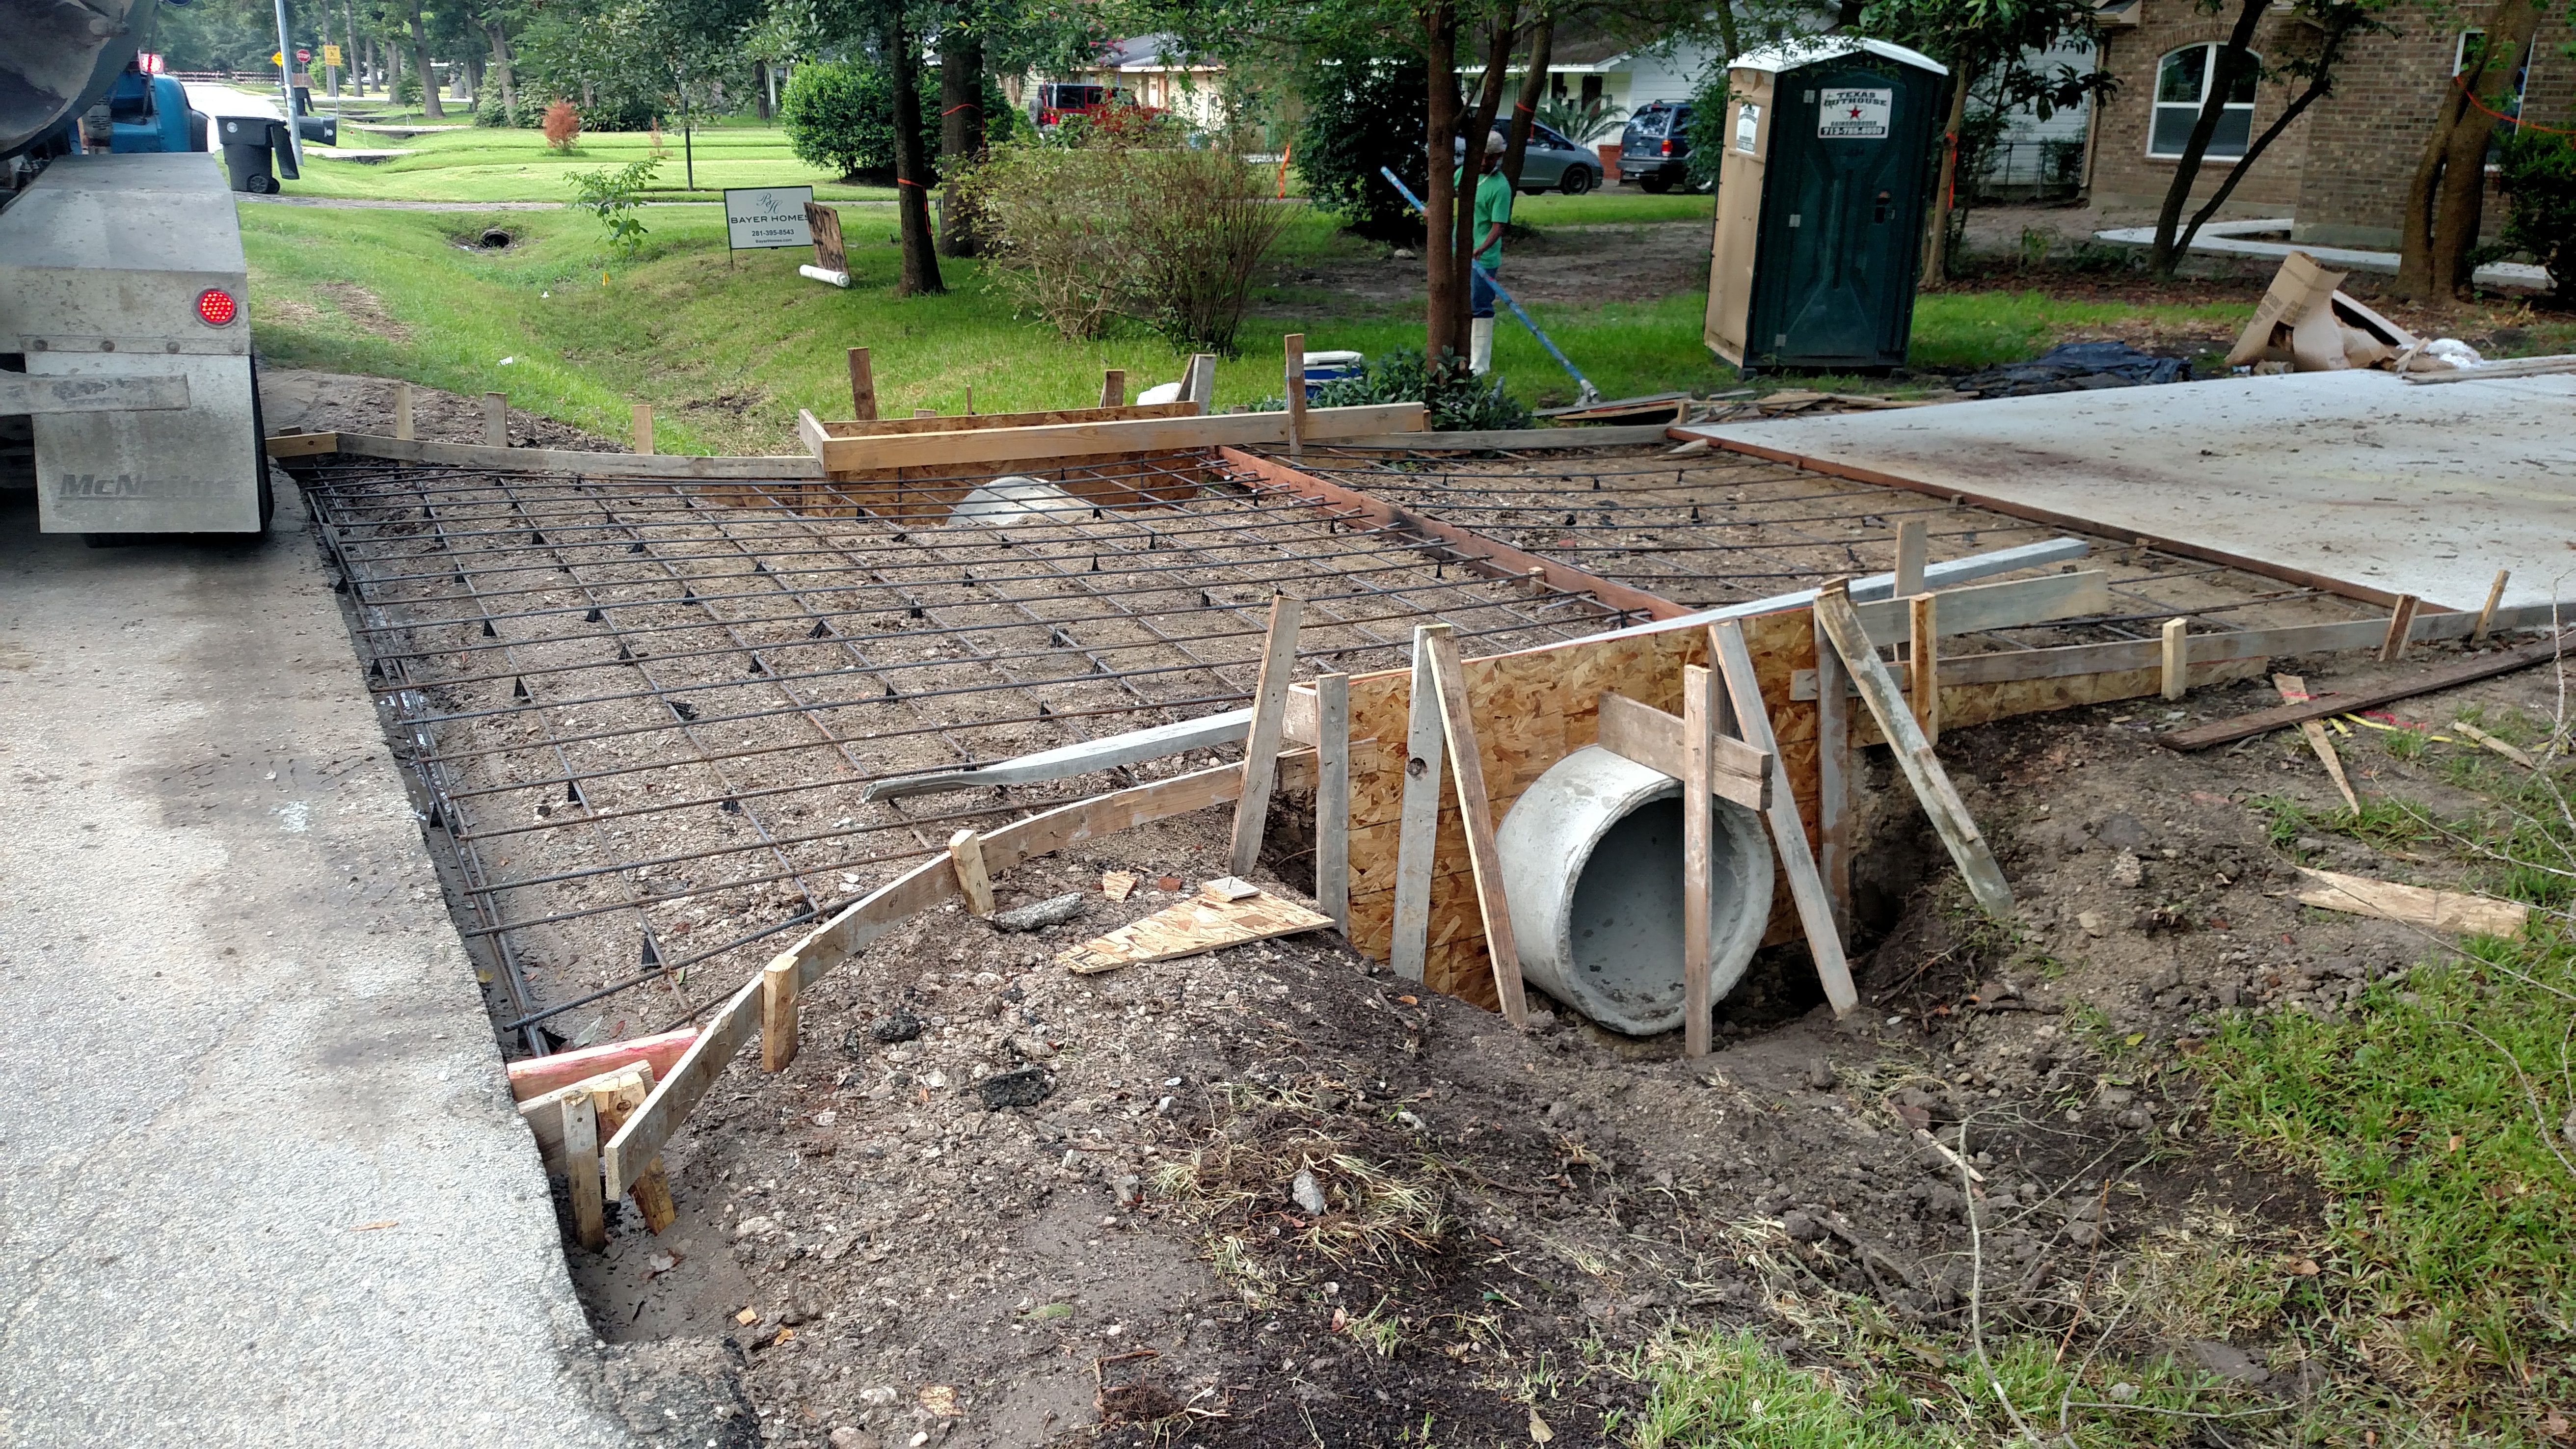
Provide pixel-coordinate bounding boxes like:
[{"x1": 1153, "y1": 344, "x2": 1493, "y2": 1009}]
[{"x1": 1457, "y1": 130, "x2": 1511, "y2": 376}]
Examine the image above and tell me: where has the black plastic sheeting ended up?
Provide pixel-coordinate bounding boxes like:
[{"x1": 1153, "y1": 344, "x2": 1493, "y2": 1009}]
[{"x1": 1954, "y1": 341, "x2": 2195, "y2": 398}]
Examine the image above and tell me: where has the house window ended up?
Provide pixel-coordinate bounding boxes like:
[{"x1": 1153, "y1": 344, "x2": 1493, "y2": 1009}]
[
  {"x1": 2456, "y1": 29, "x2": 2528, "y2": 165},
  {"x1": 2149, "y1": 43, "x2": 2256, "y2": 159}
]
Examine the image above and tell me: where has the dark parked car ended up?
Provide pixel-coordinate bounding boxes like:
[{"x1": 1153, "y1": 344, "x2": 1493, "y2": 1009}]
[
  {"x1": 1620, "y1": 100, "x2": 1695, "y2": 192},
  {"x1": 1451, "y1": 123, "x2": 1603, "y2": 193}
]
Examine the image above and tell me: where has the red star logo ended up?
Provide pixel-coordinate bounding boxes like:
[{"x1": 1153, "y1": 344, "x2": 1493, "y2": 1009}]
[{"x1": 1848, "y1": 106, "x2": 1864, "y2": 118}]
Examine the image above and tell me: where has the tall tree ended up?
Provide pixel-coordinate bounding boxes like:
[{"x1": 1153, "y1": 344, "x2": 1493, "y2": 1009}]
[
  {"x1": 408, "y1": 0, "x2": 445, "y2": 116},
  {"x1": 936, "y1": 12, "x2": 986, "y2": 256},
  {"x1": 2145, "y1": 0, "x2": 2263, "y2": 274},
  {"x1": 484, "y1": 4, "x2": 520, "y2": 121},
  {"x1": 1500, "y1": 9, "x2": 1550, "y2": 188},
  {"x1": 2396, "y1": 0, "x2": 2542, "y2": 299},
  {"x1": 886, "y1": 1, "x2": 945, "y2": 292},
  {"x1": 1441, "y1": 9, "x2": 1519, "y2": 351}
]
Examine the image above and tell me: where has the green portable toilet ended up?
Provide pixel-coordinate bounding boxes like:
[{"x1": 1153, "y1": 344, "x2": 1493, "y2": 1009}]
[{"x1": 1704, "y1": 38, "x2": 1947, "y2": 374}]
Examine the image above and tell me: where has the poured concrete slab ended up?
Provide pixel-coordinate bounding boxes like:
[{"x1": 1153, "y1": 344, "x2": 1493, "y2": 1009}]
[
  {"x1": 1684, "y1": 369, "x2": 2576, "y2": 612},
  {"x1": 0, "y1": 483, "x2": 641, "y2": 1446}
]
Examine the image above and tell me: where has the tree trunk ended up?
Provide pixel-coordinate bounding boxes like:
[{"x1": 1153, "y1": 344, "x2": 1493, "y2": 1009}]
[
  {"x1": 2175, "y1": 20, "x2": 2357, "y2": 259},
  {"x1": 1425, "y1": 2, "x2": 1464, "y2": 361},
  {"x1": 1921, "y1": 57, "x2": 1971, "y2": 282},
  {"x1": 1447, "y1": 14, "x2": 1518, "y2": 347},
  {"x1": 484, "y1": 17, "x2": 516, "y2": 124},
  {"x1": 2397, "y1": 0, "x2": 2538, "y2": 298},
  {"x1": 406, "y1": 0, "x2": 443, "y2": 118},
  {"x1": 937, "y1": 28, "x2": 985, "y2": 257},
  {"x1": 1502, "y1": 13, "x2": 1552, "y2": 190},
  {"x1": 1712, "y1": 0, "x2": 1741, "y2": 70},
  {"x1": 755, "y1": 62, "x2": 772, "y2": 120},
  {"x1": 887, "y1": 7, "x2": 946, "y2": 295},
  {"x1": 2147, "y1": 0, "x2": 2264, "y2": 275}
]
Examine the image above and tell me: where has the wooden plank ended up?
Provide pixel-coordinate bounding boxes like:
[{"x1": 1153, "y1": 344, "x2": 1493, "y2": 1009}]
[
  {"x1": 1421, "y1": 625, "x2": 1529, "y2": 1027},
  {"x1": 1682, "y1": 663, "x2": 1717, "y2": 1059},
  {"x1": 263, "y1": 430, "x2": 342, "y2": 457},
  {"x1": 1284, "y1": 333, "x2": 1308, "y2": 458},
  {"x1": 761, "y1": 956, "x2": 799, "y2": 1073},
  {"x1": 589, "y1": 1069, "x2": 675, "y2": 1234},
  {"x1": 1911, "y1": 594, "x2": 1940, "y2": 744},
  {"x1": 393, "y1": 381, "x2": 413, "y2": 441},
  {"x1": 1100, "y1": 369, "x2": 1125, "y2": 408},
  {"x1": 1894, "y1": 518, "x2": 1928, "y2": 599},
  {"x1": 2294, "y1": 867, "x2": 2527, "y2": 936},
  {"x1": 1712, "y1": 620, "x2": 1857, "y2": 1017},
  {"x1": 1059, "y1": 886, "x2": 1335, "y2": 973},
  {"x1": 601, "y1": 975, "x2": 761, "y2": 1196},
  {"x1": 777, "y1": 853, "x2": 958, "y2": 993},
  {"x1": 561, "y1": 1093, "x2": 605, "y2": 1249},
  {"x1": 1593, "y1": 691, "x2": 1771, "y2": 810},
  {"x1": 948, "y1": 828, "x2": 996, "y2": 916},
  {"x1": 327, "y1": 431, "x2": 824, "y2": 480},
  {"x1": 811, "y1": 402, "x2": 1425, "y2": 474},
  {"x1": 1230, "y1": 594, "x2": 1304, "y2": 877},
  {"x1": 1390, "y1": 631, "x2": 1447, "y2": 983},
  {"x1": 981, "y1": 760, "x2": 1253, "y2": 875},
  {"x1": 506, "y1": 1028, "x2": 696, "y2": 1101},
  {"x1": 1316, "y1": 673, "x2": 1352, "y2": 934},
  {"x1": 2276, "y1": 673, "x2": 2359, "y2": 811},
  {"x1": 1185, "y1": 353, "x2": 1217, "y2": 410},
  {"x1": 1848, "y1": 569, "x2": 2109, "y2": 644},
  {"x1": 517, "y1": 1064, "x2": 652, "y2": 1168},
  {"x1": 848, "y1": 347, "x2": 877, "y2": 421},
  {"x1": 2381, "y1": 594, "x2": 2422, "y2": 662},
  {"x1": 482, "y1": 392, "x2": 507, "y2": 448},
  {"x1": 631, "y1": 403, "x2": 654, "y2": 456},
  {"x1": 2163, "y1": 628, "x2": 2576, "y2": 750},
  {"x1": 1316, "y1": 423, "x2": 1677, "y2": 451},
  {"x1": 2454, "y1": 720, "x2": 2538, "y2": 770},
  {"x1": 2161, "y1": 617, "x2": 2189, "y2": 701},
  {"x1": 2474, "y1": 569, "x2": 2509, "y2": 644},
  {"x1": 1814, "y1": 583, "x2": 2016, "y2": 918},
  {"x1": 816, "y1": 401, "x2": 1198, "y2": 440},
  {"x1": 1811, "y1": 609, "x2": 1852, "y2": 934}
]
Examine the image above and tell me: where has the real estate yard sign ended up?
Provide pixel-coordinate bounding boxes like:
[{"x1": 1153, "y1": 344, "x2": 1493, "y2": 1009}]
[{"x1": 724, "y1": 187, "x2": 815, "y2": 250}]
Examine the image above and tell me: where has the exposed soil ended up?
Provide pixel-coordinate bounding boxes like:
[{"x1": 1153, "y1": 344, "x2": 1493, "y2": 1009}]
[
  {"x1": 257, "y1": 367, "x2": 615, "y2": 450},
  {"x1": 1258, "y1": 220, "x2": 1717, "y2": 314}
]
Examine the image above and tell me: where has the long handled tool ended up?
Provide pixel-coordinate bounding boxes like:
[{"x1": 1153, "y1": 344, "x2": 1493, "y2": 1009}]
[{"x1": 1378, "y1": 166, "x2": 1601, "y2": 404}]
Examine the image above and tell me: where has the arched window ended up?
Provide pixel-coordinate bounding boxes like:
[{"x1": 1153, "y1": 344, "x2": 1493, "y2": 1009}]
[{"x1": 2150, "y1": 44, "x2": 2257, "y2": 159}]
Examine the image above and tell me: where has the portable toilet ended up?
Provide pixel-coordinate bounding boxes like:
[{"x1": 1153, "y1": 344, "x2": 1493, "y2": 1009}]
[{"x1": 1704, "y1": 38, "x2": 1947, "y2": 374}]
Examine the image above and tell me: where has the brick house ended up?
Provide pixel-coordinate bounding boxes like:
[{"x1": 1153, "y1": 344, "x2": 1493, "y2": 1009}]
[{"x1": 2083, "y1": 0, "x2": 2574, "y2": 247}]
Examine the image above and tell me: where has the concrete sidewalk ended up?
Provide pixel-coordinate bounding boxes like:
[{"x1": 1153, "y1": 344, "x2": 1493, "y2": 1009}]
[{"x1": 0, "y1": 481, "x2": 641, "y2": 1446}]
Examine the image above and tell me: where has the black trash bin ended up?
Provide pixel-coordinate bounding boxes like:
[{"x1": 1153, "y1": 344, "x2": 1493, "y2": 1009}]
[{"x1": 1703, "y1": 38, "x2": 1948, "y2": 374}]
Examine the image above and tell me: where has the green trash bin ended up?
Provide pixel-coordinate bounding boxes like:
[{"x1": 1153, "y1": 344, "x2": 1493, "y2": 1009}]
[{"x1": 1704, "y1": 38, "x2": 1948, "y2": 374}]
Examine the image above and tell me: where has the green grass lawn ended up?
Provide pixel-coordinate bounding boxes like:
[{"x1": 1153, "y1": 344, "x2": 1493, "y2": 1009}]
[{"x1": 298, "y1": 122, "x2": 897, "y2": 203}]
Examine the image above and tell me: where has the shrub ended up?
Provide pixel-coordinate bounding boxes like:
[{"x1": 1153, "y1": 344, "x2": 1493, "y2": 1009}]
[
  {"x1": 1292, "y1": 55, "x2": 1426, "y2": 243},
  {"x1": 2499, "y1": 129, "x2": 2576, "y2": 305},
  {"x1": 1533, "y1": 95, "x2": 1625, "y2": 145},
  {"x1": 963, "y1": 137, "x2": 1293, "y2": 354},
  {"x1": 1682, "y1": 78, "x2": 1730, "y2": 193},
  {"x1": 391, "y1": 72, "x2": 421, "y2": 107},
  {"x1": 780, "y1": 59, "x2": 1013, "y2": 184},
  {"x1": 565, "y1": 154, "x2": 661, "y2": 260},
  {"x1": 1301, "y1": 346, "x2": 1534, "y2": 431},
  {"x1": 540, "y1": 99, "x2": 579, "y2": 150}
]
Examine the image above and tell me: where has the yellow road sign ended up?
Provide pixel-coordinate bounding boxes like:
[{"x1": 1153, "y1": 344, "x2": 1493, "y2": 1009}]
[{"x1": 322, "y1": 44, "x2": 342, "y2": 65}]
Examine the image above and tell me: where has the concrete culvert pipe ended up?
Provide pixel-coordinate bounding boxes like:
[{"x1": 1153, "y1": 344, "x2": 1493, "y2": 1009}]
[
  {"x1": 1496, "y1": 745, "x2": 1773, "y2": 1036},
  {"x1": 479, "y1": 228, "x2": 512, "y2": 248}
]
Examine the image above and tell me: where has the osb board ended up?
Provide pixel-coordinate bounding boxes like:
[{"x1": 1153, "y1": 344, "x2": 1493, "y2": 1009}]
[
  {"x1": 1059, "y1": 888, "x2": 1337, "y2": 973},
  {"x1": 1335, "y1": 610, "x2": 1823, "y2": 1007},
  {"x1": 701, "y1": 454, "x2": 1202, "y2": 520},
  {"x1": 1847, "y1": 656, "x2": 2275, "y2": 747}
]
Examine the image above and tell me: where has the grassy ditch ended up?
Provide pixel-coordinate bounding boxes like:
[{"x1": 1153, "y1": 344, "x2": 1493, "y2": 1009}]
[{"x1": 296, "y1": 119, "x2": 892, "y2": 203}]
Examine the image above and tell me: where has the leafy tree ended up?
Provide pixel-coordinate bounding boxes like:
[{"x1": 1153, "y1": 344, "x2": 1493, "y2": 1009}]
[
  {"x1": 2396, "y1": 2, "x2": 2552, "y2": 300},
  {"x1": 2498, "y1": 127, "x2": 2576, "y2": 304},
  {"x1": 780, "y1": 55, "x2": 1009, "y2": 180},
  {"x1": 1294, "y1": 53, "x2": 1429, "y2": 242}
]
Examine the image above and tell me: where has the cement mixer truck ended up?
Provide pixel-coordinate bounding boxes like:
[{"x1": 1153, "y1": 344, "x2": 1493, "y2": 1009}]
[{"x1": 0, "y1": 0, "x2": 336, "y2": 537}]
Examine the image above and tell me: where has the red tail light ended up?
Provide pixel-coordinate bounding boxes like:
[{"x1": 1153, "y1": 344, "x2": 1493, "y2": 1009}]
[
  {"x1": 196, "y1": 288, "x2": 238, "y2": 326},
  {"x1": 1659, "y1": 139, "x2": 1673, "y2": 156}
]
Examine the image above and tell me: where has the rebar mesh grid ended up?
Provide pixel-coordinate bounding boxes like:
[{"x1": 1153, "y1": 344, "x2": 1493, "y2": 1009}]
[{"x1": 306, "y1": 453, "x2": 1612, "y2": 1052}]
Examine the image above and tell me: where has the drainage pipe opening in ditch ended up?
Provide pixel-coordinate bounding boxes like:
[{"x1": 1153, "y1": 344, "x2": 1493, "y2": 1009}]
[{"x1": 1496, "y1": 745, "x2": 1774, "y2": 1036}]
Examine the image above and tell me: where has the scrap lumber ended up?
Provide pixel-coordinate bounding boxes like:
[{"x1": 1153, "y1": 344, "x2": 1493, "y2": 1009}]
[
  {"x1": 2474, "y1": 570, "x2": 2509, "y2": 643},
  {"x1": 1711, "y1": 619, "x2": 1857, "y2": 1017},
  {"x1": 2161, "y1": 629, "x2": 2576, "y2": 750},
  {"x1": 506, "y1": 1027, "x2": 696, "y2": 1101},
  {"x1": 1389, "y1": 630, "x2": 1447, "y2": 982},
  {"x1": 1592, "y1": 690, "x2": 1771, "y2": 809},
  {"x1": 1893, "y1": 519, "x2": 1928, "y2": 599},
  {"x1": 2275, "y1": 673, "x2": 2360, "y2": 811},
  {"x1": 1316, "y1": 673, "x2": 1352, "y2": 933},
  {"x1": 263, "y1": 430, "x2": 341, "y2": 457},
  {"x1": 1814, "y1": 583, "x2": 2016, "y2": 918},
  {"x1": 1229, "y1": 594, "x2": 1304, "y2": 877},
  {"x1": 587, "y1": 1068, "x2": 676, "y2": 1234},
  {"x1": 561, "y1": 1093, "x2": 605, "y2": 1249},
  {"x1": 2380, "y1": 595, "x2": 2422, "y2": 662},
  {"x1": 601, "y1": 974, "x2": 762, "y2": 1196},
  {"x1": 1420, "y1": 624, "x2": 1531, "y2": 1026},
  {"x1": 517, "y1": 1063, "x2": 653, "y2": 1167},
  {"x1": 2453, "y1": 720, "x2": 2538, "y2": 770},
  {"x1": 1058, "y1": 886, "x2": 1334, "y2": 973},
  {"x1": 2293, "y1": 867, "x2": 2528, "y2": 937},
  {"x1": 948, "y1": 829, "x2": 996, "y2": 916},
  {"x1": 1681, "y1": 663, "x2": 1718, "y2": 1057}
]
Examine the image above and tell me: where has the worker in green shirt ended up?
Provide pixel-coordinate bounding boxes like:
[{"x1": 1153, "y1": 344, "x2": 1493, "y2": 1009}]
[{"x1": 1457, "y1": 130, "x2": 1512, "y2": 375}]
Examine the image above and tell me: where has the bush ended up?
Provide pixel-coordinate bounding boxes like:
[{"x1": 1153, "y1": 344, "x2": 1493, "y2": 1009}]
[
  {"x1": 1292, "y1": 55, "x2": 1426, "y2": 243},
  {"x1": 1298, "y1": 346, "x2": 1534, "y2": 431},
  {"x1": 963, "y1": 138, "x2": 1292, "y2": 354},
  {"x1": 391, "y1": 73, "x2": 421, "y2": 107},
  {"x1": 780, "y1": 59, "x2": 1012, "y2": 184},
  {"x1": 565, "y1": 154, "x2": 661, "y2": 260},
  {"x1": 2499, "y1": 129, "x2": 2576, "y2": 305},
  {"x1": 1683, "y1": 77, "x2": 1730, "y2": 194},
  {"x1": 540, "y1": 99, "x2": 579, "y2": 149}
]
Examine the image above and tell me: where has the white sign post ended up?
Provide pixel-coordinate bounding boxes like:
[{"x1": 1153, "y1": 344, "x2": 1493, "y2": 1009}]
[{"x1": 724, "y1": 187, "x2": 816, "y2": 250}]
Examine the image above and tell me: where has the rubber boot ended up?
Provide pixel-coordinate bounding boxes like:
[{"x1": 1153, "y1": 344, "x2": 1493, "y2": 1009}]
[{"x1": 1470, "y1": 317, "x2": 1494, "y2": 376}]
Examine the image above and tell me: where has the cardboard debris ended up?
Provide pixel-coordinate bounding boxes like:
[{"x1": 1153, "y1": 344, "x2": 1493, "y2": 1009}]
[
  {"x1": 1057, "y1": 887, "x2": 1333, "y2": 975},
  {"x1": 2228, "y1": 251, "x2": 2446, "y2": 375}
]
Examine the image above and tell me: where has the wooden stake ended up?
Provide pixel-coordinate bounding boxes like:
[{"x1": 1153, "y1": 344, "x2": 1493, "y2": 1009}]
[
  {"x1": 1681, "y1": 662, "x2": 1717, "y2": 1057},
  {"x1": 1814, "y1": 583, "x2": 2016, "y2": 918},
  {"x1": 2473, "y1": 569, "x2": 2509, "y2": 644},
  {"x1": 631, "y1": 403, "x2": 654, "y2": 456},
  {"x1": 2274, "y1": 673, "x2": 2359, "y2": 811},
  {"x1": 1229, "y1": 593, "x2": 1304, "y2": 877},
  {"x1": 847, "y1": 347, "x2": 877, "y2": 420},
  {"x1": 482, "y1": 391, "x2": 508, "y2": 448},
  {"x1": 1389, "y1": 629, "x2": 1446, "y2": 983},
  {"x1": 1315, "y1": 672, "x2": 1351, "y2": 934},
  {"x1": 1185, "y1": 353, "x2": 1217, "y2": 412},
  {"x1": 588, "y1": 1068, "x2": 675, "y2": 1234},
  {"x1": 1911, "y1": 593, "x2": 1940, "y2": 743},
  {"x1": 948, "y1": 828, "x2": 995, "y2": 916},
  {"x1": 393, "y1": 381, "x2": 414, "y2": 440},
  {"x1": 761, "y1": 955, "x2": 799, "y2": 1073},
  {"x1": 2380, "y1": 593, "x2": 2421, "y2": 662},
  {"x1": 560, "y1": 1093, "x2": 606, "y2": 1249},
  {"x1": 1810, "y1": 609, "x2": 1853, "y2": 934},
  {"x1": 1100, "y1": 368, "x2": 1126, "y2": 408},
  {"x1": 965, "y1": 384, "x2": 974, "y2": 415},
  {"x1": 1420, "y1": 624, "x2": 1528, "y2": 1027},
  {"x1": 2160, "y1": 617, "x2": 2189, "y2": 701},
  {"x1": 1710, "y1": 620, "x2": 1857, "y2": 1018},
  {"x1": 1893, "y1": 518, "x2": 1928, "y2": 599},
  {"x1": 1284, "y1": 333, "x2": 1308, "y2": 459},
  {"x1": 912, "y1": 407, "x2": 937, "y2": 419}
]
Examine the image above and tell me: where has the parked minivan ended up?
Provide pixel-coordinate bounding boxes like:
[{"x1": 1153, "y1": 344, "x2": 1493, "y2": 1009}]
[{"x1": 1619, "y1": 100, "x2": 1695, "y2": 192}]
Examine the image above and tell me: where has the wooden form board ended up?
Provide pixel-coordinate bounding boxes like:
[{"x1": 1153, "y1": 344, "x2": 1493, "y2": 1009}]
[
  {"x1": 271, "y1": 430, "x2": 824, "y2": 480},
  {"x1": 801, "y1": 402, "x2": 1428, "y2": 474},
  {"x1": 804, "y1": 401, "x2": 1199, "y2": 440}
]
